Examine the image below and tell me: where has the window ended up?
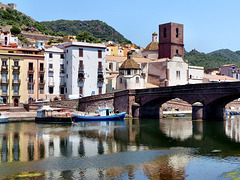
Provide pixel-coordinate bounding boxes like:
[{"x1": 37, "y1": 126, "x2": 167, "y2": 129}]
[
  {"x1": 79, "y1": 48, "x2": 83, "y2": 57},
  {"x1": 13, "y1": 73, "x2": 18, "y2": 83},
  {"x1": 29, "y1": 62, "x2": 33, "y2": 71},
  {"x1": 49, "y1": 64, "x2": 53, "y2": 69},
  {"x1": 120, "y1": 78, "x2": 122, "y2": 84},
  {"x1": 28, "y1": 74, "x2": 33, "y2": 83},
  {"x1": 60, "y1": 87, "x2": 64, "y2": 94},
  {"x1": 2, "y1": 73, "x2": 7, "y2": 82},
  {"x1": 49, "y1": 87, "x2": 54, "y2": 94},
  {"x1": 176, "y1": 49, "x2": 179, "y2": 54},
  {"x1": 98, "y1": 62, "x2": 102, "y2": 69},
  {"x1": 109, "y1": 63, "x2": 113, "y2": 70},
  {"x1": 98, "y1": 87, "x2": 102, "y2": 95},
  {"x1": 13, "y1": 86, "x2": 19, "y2": 94},
  {"x1": 136, "y1": 77, "x2": 139, "y2": 83},
  {"x1": 176, "y1": 71, "x2": 181, "y2": 79},
  {"x1": 2, "y1": 60, "x2": 7, "y2": 66},
  {"x1": 14, "y1": 61, "x2": 18, "y2": 66},
  {"x1": 40, "y1": 85, "x2": 44, "y2": 94},
  {"x1": 164, "y1": 28, "x2": 167, "y2": 38},
  {"x1": 60, "y1": 64, "x2": 64, "y2": 73},
  {"x1": 2, "y1": 85, "x2": 7, "y2": 94},
  {"x1": 40, "y1": 74, "x2": 44, "y2": 83},
  {"x1": 176, "y1": 28, "x2": 179, "y2": 38},
  {"x1": 60, "y1": 54, "x2": 64, "y2": 59},
  {"x1": 98, "y1": 50, "x2": 102, "y2": 58},
  {"x1": 28, "y1": 84, "x2": 34, "y2": 94},
  {"x1": 79, "y1": 60, "x2": 83, "y2": 68},
  {"x1": 127, "y1": 69, "x2": 131, "y2": 75},
  {"x1": 49, "y1": 53, "x2": 53, "y2": 58},
  {"x1": 40, "y1": 63, "x2": 44, "y2": 71},
  {"x1": 79, "y1": 86, "x2": 83, "y2": 95}
]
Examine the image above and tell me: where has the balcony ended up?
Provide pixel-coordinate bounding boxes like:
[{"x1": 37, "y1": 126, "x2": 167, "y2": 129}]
[
  {"x1": 12, "y1": 65, "x2": 20, "y2": 71},
  {"x1": 97, "y1": 78, "x2": 104, "y2": 83},
  {"x1": 13, "y1": 91, "x2": 20, "y2": 96},
  {"x1": 12, "y1": 79, "x2": 21, "y2": 85},
  {"x1": 28, "y1": 79, "x2": 35, "y2": 84},
  {"x1": 1, "y1": 78, "x2": 9, "y2": 84},
  {"x1": 28, "y1": 67, "x2": 35, "y2": 73},
  {"x1": 48, "y1": 68, "x2": 54, "y2": 73},
  {"x1": 1, "y1": 65, "x2": 8, "y2": 72},
  {"x1": 48, "y1": 81, "x2": 55, "y2": 87},
  {"x1": 78, "y1": 77, "x2": 85, "y2": 82},
  {"x1": 39, "y1": 80, "x2": 45, "y2": 85},
  {"x1": 2, "y1": 91, "x2": 7, "y2": 95}
]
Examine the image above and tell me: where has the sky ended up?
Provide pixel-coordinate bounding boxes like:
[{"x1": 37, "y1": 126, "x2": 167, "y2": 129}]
[{"x1": 1, "y1": 0, "x2": 240, "y2": 53}]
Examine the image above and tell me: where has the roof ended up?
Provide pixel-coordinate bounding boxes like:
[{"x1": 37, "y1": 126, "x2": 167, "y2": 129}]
[
  {"x1": 106, "y1": 74, "x2": 119, "y2": 79},
  {"x1": 221, "y1": 64, "x2": 237, "y2": 67},
  {"x1": 144, "y1": 42, "x2": 159, "y2": 51},
  {"x1": 146, "y1": 83, "x2": 159, "y2": 88},
  {"x1": 204, "y1": 74, "x2": 239, "y2": 81},
  {"x1": 120, "y1": 59, "x2": 140, "y2": 69},
  {"x1": 106, "y1": 55, "x2": 152, "y2": 63},
  {"x1": 152, "y1": 32, "x2": 157, "y2": 35}
]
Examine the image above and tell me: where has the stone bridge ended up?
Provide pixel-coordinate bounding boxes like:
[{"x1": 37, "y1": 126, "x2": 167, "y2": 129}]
[{"x1": 78, "y1": 82, "x2": 240, "y2": 120}]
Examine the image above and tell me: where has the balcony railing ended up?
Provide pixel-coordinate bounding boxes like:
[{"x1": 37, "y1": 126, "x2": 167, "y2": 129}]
[
  {"x1": 60, "y1": 69, "x2": 65, "y2": 73},
  {"x1": 78, "y1": 77, "x2": 85, "y2": 82},
  {"x1": 1, "y1": 78, "x2": 9, "y2": 84},
  {"x1": 48, "y1": 81, "x2": 55, "y2": 86},
  {"x1": 13, "y1": 91, "x2": 19, "y2": 96},
  {"x1": 60, "y1": 81, "x2": 66, "y2": 86},
  {"x1": 2, "y1": 91, "x2": 7, "y2": 95},
  {"x1": 48, "y1": 68, "x2": 54, "y2": 73},
  {"x1": 1, "y1": 65, "x2": 8, "y2": 71},
  {"x1": 12, "y1": 65, "x2": 20, "y2": 71},
  {"x1": 12, "y1": 79, "x2": 21, "y2": 85},
  {"x1": 28, "y1": 67, "x2": 35, "y2": 73},
  {"x1": 97, "y1": 78, "x2": 104, "y2": 83},
  {"x1": 79, "y1": 65, "x2": 84, "y2": 72},
  {"x1": 98, "y1": 66, "x2": 103, "y2": 72}
]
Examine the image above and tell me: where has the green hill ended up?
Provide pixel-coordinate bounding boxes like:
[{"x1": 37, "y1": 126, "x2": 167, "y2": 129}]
[
  {"x1": 40, "y1": 19, "x2": 130, "y2": 44},
  {"x1": 184, "y1": 49, "x2": 240, "y2": 70}
]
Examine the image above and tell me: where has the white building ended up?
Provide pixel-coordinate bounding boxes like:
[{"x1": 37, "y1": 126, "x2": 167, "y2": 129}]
[
  {"x1": 116, "y1": 57, "x2": 145, "y2": 90},
  {"x1": 57, "y1": 41, "x2": 106, "y2": 98},
  {"x1": 188, "y1": 65, "x2": 204, "y2": 84},
  {"x1": 44, "y1": 47, "x2": 65, "y2": 100},
  {"x1": 0, "y1": 27, "x2": 18, "y2": 46},
  {"x1": 221, "y1": 64, "x2": 240, "y2": 80}
]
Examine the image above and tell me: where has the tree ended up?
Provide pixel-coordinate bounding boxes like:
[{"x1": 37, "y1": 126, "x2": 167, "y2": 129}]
[{"x1": 10, "y1": 26, "x2": 21, "y2": 35}]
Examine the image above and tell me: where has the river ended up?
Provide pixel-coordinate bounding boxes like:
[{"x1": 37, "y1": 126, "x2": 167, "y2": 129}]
[{"x1": 1, "y1": 116, "x2": 240, "y2": 179}]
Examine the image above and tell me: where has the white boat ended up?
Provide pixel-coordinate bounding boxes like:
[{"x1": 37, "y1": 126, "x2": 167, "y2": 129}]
[{"x1": 0, "y1": 113, "x2": 9, "y2": 123}]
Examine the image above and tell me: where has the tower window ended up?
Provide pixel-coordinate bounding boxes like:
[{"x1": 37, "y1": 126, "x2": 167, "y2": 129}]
[
  {"x1": 164, "y1": 28, "x2": 167, "y2": 38},
  {"x1": 176, "y1": 28, "x2": 179, "y2": 38},
  {"x1": 176, "y1": 50, "x2": 179, "y2": 54}
]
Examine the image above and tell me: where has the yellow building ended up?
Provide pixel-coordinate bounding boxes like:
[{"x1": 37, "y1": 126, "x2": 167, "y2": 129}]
[
  {"x1": 106, "y1": 44, "x2": 118, "y2": 56},
  {"x1": 63, "y1": 36, "x2": 77, "y2": 42},
  {"x1": 0, "y1": 47, "x2": 45, "y2": 106}
]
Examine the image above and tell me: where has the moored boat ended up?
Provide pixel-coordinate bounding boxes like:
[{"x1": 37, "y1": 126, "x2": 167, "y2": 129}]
[
  {"x1": 0, "y1": 113, "x2": 9, "y2": 123},
  {"x1": 173, "y1": 114, "x2": 185, "y2": 117},
  {"x1": 72, "y1": 107, "x2": 126, "y2": 122},
  {"x1": 35, "y1": 105, "x2": 74, "y2": 124}
]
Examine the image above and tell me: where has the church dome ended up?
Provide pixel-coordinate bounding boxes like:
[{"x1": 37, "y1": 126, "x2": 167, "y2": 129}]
[
  {"x1": 119, "y1": 58, "x2": 140, "y2": 70},
  {"x1": 145, "y1": 42, "x2": 159, "y2": 51}
]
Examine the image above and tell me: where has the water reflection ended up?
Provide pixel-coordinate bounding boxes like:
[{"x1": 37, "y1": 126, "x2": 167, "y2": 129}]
[{"x1": 2, "y1": 118, "x2": 240, "y2": 179}]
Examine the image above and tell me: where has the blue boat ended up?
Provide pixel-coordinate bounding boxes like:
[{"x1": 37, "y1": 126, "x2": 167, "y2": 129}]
[{"x1": 72, "y1": 107, "x2": 126, "y2": 122}]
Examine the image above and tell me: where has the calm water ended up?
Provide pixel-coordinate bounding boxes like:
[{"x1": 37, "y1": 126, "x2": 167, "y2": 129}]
[{"x1": 1, "y1": 117, "x2": 240, "y2": 179}]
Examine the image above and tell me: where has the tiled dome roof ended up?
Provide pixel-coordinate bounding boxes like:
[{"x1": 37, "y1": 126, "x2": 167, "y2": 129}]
[
  {"x1": 145, "y1": 42, "x2": 159, "y2": 51},
  {"x1": 119, "y1": 58, "x2": 140, "y2": 69}
]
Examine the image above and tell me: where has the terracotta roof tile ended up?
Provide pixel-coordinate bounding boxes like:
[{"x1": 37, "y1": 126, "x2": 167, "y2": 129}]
[
  {"x1": 144, "y1": 42, "x2": 159, "y2": 51},
  {"x1": 119, "y1": 59, "x2": 140, "y2": 69}
]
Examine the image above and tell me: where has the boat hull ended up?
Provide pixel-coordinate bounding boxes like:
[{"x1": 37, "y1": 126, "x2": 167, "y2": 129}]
[
  {"x1": 73, "y1": 112, "x2": 126, "y2": 122},
  {"x1": 0, "y1": 117, "x2": 9, "y2": 123},
  {"x1": 35, "y1": 117, "x2": 74, "y2": 124}
]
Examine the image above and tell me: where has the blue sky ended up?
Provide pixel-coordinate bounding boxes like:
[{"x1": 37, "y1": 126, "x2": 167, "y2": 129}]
[{"x1": 1, "y1": 0, "x2": 240, "y2": 53}]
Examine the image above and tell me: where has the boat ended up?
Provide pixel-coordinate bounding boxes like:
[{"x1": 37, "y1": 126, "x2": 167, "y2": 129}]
[
  {"x1": 72, "y1": 107, "x2": 126, "y2": 122},
  {"x1": 0, "y1": 113, "x2": 9, "y2": 123},
  {"x1": 35, "y1": 105, "x2": 74, "y2": 124},
  {"x1": 173, "y1": 114, "x2": 185, "y2": 117}
]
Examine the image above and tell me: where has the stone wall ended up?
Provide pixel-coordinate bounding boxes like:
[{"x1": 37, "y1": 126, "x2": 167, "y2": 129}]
[{"x1": 21, "y1": 33, "x2": 63, "y2": 41}]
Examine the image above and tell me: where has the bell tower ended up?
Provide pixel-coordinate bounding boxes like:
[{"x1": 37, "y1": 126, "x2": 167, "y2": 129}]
[{"x1": 158, "y1": 22, "x2": 184, "y2": 59}]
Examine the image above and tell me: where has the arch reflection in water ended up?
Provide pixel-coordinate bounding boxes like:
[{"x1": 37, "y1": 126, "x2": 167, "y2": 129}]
[{"x1": 225, "y1": 116, "x2": 240, "y2": 142}]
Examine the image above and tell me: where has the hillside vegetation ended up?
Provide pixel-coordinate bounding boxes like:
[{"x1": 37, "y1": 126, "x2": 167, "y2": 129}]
[
  {"x1": 40, "y1": 19, "x2": 130, "y2": 44},
  {"x1": 184, "y1": 49, "x2": 240, "y2": 70}
]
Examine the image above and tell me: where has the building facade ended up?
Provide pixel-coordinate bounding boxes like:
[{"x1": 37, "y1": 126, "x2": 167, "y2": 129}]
[{"x1": 57, "y1": 41, "x2": 106, "y2": 98}]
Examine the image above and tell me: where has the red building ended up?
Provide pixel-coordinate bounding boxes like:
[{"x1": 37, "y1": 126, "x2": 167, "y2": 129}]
[{"x1": 158, "y1": 22, "x2": 184, "y2": 59}]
